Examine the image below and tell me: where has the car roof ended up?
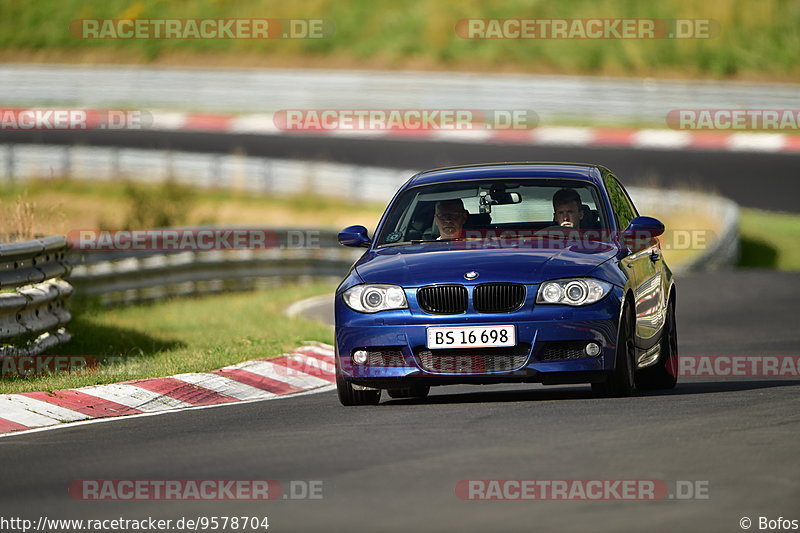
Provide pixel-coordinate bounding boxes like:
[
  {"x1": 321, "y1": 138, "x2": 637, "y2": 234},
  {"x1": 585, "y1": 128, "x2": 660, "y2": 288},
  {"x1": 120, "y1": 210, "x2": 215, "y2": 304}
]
[{"x1": 404, "y1": 162, "x2": 606, "y2": 189}]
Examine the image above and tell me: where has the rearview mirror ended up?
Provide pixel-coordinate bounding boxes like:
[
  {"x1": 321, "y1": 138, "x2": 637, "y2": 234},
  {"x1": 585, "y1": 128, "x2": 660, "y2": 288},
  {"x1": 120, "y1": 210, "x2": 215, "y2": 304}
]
[
  {"x1": 338, "y1": 225, "x2": 372, "y2": 248},
  {"x1": 487, "y1": 191, "x2": 522, "y2": 205},
  {"x1": 480, "y1": 191, "x2": 522, "y2": 213}
]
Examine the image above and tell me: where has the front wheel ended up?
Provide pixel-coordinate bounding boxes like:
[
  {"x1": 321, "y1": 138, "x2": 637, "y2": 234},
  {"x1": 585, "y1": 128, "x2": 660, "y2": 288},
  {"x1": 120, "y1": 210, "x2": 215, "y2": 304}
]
[
  {"x1": 336, "y1": 374, "x2": 381, "y2": 406},
  {"x1": 335, "y1": 355, "x2": 381, "y2": 406},
  {"x1": 635, "y1": 296, "x2": 678, "y2": 390},
  {"x1": 592, "y1": 301, "x2": 636, "y2": 397}
]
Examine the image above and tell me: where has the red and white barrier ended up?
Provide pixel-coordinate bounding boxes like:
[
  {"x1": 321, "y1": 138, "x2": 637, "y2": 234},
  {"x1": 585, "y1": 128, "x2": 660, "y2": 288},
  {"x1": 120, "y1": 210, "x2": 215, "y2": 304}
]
[{"x1": 0, "y1": 342, "x2": 336, "y2": 437}]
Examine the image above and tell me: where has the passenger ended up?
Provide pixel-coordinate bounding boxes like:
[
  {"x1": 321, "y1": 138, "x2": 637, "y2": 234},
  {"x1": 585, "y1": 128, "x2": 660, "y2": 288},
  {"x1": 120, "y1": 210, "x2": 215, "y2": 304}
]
[{"x1": 434, "y1": 199, "x2": 468, "y2": 239}]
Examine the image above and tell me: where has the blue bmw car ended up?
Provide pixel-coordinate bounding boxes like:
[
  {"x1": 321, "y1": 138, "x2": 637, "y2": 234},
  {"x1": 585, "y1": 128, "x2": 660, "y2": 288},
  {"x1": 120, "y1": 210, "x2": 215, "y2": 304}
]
[{"x1": 334, "y1": 162, "x2": 678, "y2": 405}]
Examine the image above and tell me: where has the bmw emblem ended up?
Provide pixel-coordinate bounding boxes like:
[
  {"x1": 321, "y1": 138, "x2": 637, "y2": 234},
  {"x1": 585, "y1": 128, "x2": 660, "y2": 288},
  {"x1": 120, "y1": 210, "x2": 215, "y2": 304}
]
[{"x1": 464, "y1": 271, "x2": 479, "y2": 280}]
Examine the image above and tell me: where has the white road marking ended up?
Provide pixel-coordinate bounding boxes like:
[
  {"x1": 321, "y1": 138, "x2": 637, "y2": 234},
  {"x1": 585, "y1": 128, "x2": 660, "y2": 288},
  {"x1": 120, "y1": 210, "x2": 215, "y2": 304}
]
[
  {"x1": 0, "y1": 343, "x2": 340, "y2": 438},
  {"x1": 229, "y1": 360, "x2": 331, "y2": 389},
  {"x1": 0, "y1": 395, "x2": 85, "y2": 427},
  {"x1": 78, "y1": 384, "x2": 193, "y2": 412},
  {"x1": 286, "y1": 354, "x2": 335, "y2": 374},
  {"x1": 533, "y1": 126, "x2": 595, "y2": 145},
  {"x1": 633, "y1": 129, "x2": 692, "y2": 149},
  {"x1": 727, "y1": 133, "x2": 786, "y2": 152},
  {"x1": 0, "y1": 384, "x2": 336, "y2": 439},
  {"x1": 172, "y1": 372, "x2": 275, "y2": 401}
]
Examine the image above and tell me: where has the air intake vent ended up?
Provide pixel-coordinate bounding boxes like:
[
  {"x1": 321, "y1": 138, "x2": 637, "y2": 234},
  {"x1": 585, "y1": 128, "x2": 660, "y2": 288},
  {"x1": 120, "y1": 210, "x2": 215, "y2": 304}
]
[
  {"x1": 473, "y1": 283, "x2": 526, "y2": 313},
  {"x1": 415, "y1": 345, "x2": 531, "y2": 374},
  {"x1": 417, "y1": 285, "x2": 468, "y2": 314},
  {"x1": 361, "y1": 348, "x2": 406, "y2": 367},
  {"x1": 540, "y1": 341, "x2": 589, "y2": 361}
]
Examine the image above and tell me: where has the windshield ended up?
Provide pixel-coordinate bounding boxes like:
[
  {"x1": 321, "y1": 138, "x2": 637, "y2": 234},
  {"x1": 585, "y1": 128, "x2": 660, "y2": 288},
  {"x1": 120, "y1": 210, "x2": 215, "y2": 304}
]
[{"x1": 375, "y1": 178, "x2": 608, "y2": 246}]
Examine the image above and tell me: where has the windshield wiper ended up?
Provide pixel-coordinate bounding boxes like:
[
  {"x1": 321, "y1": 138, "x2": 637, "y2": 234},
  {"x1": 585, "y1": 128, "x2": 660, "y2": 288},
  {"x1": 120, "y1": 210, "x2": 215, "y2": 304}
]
[
  {"x1": 378, "y1": 238, "x2": 464, "y2": 247},
  {"x1": 410, "y1": 238, "x2": 462, "y2": 244}
]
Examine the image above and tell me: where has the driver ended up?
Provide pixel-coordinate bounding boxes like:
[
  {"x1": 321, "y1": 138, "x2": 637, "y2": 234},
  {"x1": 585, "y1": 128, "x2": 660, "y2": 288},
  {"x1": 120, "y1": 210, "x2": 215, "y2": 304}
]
[
  {"x1": 552, "y1": 188, "x2": 585, "y2": 228},
  {"x1": 434, "y1": 199, "x2": 468, "y2": 239}
]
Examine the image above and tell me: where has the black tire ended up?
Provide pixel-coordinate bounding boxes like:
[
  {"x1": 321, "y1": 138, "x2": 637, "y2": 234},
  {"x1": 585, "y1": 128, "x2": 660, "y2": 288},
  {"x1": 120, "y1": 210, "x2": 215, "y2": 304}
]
[
  {"x1": 592, "y1": 301, "x2": 636, "y2": 397},
  {"x1": 387, "y1": 385, "x2": 430, "y2": 399},
  {"x1": 335, "y1": 355, "x2": 381, "y2": 406},
  {"x1": 635, "y1": 295, "x2": 678, "y2": 390}
]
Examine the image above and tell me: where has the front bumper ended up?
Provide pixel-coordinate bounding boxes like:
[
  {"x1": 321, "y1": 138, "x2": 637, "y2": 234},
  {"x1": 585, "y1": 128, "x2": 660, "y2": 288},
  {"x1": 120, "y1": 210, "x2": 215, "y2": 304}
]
[{"x1": 335, "y1": 285, "x2": 623, "y2": 388}]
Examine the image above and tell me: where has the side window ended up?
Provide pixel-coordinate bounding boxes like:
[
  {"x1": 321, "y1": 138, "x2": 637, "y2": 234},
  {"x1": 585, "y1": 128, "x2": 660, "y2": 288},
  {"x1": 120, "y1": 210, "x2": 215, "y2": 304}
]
[
  {"x1": 615, "y1": 176, "x2": 640, "y2": 219},
  {"x1": 604, "y1": 174, "x2": 636, "y2": 229}
]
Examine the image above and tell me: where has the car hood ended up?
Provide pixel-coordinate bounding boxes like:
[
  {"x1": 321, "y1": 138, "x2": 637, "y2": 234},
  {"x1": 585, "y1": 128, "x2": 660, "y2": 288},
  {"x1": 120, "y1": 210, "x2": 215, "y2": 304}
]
[{"x1": 355, "y1": 241, "x2": 619, "y2": 286}]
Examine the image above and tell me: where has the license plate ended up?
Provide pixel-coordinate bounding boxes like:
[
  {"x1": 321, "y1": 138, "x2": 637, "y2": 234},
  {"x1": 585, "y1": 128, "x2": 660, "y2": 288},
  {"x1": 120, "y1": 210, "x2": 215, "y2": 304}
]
[{"x1": 426, "y1": 325, "x2": 516, "y2": 349}]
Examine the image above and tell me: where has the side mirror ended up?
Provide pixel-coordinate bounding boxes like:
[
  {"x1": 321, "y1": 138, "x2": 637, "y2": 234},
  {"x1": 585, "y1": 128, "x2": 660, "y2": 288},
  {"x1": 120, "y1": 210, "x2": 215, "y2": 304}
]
[
  {"x1": 622, "y1": 216, "x2": 664, "y2": 250},
  {"x1": 624, "y1": 216, "x2": 665, "y2": 238},
  {"x1": 338, "y1": 225, "x2": 372, "y2": 248}
]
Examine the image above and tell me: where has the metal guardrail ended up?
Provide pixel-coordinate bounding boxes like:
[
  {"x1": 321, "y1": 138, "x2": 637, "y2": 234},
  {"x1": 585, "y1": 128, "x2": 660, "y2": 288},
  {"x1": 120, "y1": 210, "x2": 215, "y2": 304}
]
[
  {"x1": 67, "y1": 230, "x2": 362, "y2": 306},
  {"x1": 674, "y1": 196, "x2": 740, "y2": 272},
  {"x1": 66, "y1": 187, "x2": 739, "y2": 309},
  {"x1": 2, "y1": 64, "x2": 799, "y2": 127},
  {"x1": 0, "y1": 237, "x2": 73, "y2": 355},
  {"x1": 627, "y1": 186, "x2": 740, "y2": 272},
  {"x1": 0, "y1": 145, "x2": 742, "y2": 263},
  {"x1": 0, "y1": 235, "x2": 70, "y2": 289},
  {"x1": 0, "y1": 144, "x2": 412, "y2": 204},
  {"x1": 3, "y1": 143, "x2": 740, "y2": 278}
]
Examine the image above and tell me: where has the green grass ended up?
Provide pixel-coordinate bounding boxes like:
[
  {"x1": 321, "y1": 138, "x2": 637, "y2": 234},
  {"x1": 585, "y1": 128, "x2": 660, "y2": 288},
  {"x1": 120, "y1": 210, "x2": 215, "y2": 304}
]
[
  {"x1": 738, "y1": 208, "x2": 800, "y2": 271},
  {"x1": 0, "y1": 177, "x2": 387, "y2": 239},
  {"x1": 0, "y1": 282, "x2": 335, "y2": 394},
  {"x1": 1, "y1": 0, "x2": 799, "y2": 81}
]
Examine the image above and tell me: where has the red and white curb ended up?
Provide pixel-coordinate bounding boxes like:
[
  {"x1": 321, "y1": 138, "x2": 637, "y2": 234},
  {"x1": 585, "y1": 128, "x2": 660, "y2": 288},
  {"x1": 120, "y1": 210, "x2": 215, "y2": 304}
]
[
  {"x1": 147, "y1": 111, "x2": 800, "y2": 154},
  {"x1": 0, "y1": 342, "x2": 336, "y2": 438}
]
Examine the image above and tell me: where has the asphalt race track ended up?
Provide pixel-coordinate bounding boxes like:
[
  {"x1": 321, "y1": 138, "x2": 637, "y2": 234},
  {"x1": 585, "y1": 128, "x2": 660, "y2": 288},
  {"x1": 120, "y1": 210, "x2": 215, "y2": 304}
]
[
  {"x1": 3, "y1": 129, "x2": 800, "y2": 212},
  {"x1": 1, "y1": 270, "x2": 798, "y2": 532},
  {"x1": 1, "y1": 132, "x2": 798, "y2": 530}
]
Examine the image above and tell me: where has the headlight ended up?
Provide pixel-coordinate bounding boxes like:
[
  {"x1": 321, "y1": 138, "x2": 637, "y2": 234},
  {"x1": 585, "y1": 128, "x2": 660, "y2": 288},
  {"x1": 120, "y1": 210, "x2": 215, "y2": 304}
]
[
  {"x1": 343, "y1": 284, "x2": 408, "y2": 313},
  {"x1": 536, "y1": 278, "x2": 611, "y2": 306}
]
